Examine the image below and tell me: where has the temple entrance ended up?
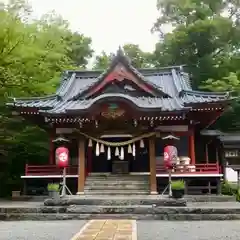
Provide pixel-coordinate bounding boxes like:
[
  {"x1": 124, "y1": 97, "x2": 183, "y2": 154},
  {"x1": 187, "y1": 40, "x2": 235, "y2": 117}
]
[{"x1": 90, "y1": 136, "x2": 149, "y2": 174}]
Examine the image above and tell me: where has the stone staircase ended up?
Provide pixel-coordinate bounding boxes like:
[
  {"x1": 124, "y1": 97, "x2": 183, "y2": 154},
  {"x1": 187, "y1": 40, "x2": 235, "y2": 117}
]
[{"x1": 84, "y1": 175, "x2": 150, "y2": 195}]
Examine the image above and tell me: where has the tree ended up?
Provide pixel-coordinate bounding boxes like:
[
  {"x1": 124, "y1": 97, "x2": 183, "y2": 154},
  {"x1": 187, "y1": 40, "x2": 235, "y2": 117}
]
[
  {"x1": 0, "y1": 0, "x2": 93, "y2": 196},
  {"x1": 93, "y1": 51, "x2": 112, "y2": 70},
  {"x1": 152, "y1": 0, "x2": 240, "y2": 131},
  {"x1": 93, "y1": 44, "x2": 154, "y2": 70},
  {"x1": 65, "y1": 31, "x2": 93, "y2": 69},
  {"x1": 123, "y1": 44, "x2": 153, "y2": 68},
  {"x1": 152, "y1": 0, "x2": 240, "y2": 88}
]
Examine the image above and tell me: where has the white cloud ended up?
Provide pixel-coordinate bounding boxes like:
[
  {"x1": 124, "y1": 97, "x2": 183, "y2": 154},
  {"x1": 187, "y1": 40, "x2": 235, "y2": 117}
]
[{"x1": 29, "y1": 0, "x2": 160, "y2": 54}]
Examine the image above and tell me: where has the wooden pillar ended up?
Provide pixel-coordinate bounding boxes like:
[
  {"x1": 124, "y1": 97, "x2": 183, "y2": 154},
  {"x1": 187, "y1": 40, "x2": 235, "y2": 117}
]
[
  {"x1": 77, "y1": 138, "x2": 85, "y2": 194},
  {"x1": 87, "y1": 147, "x2": 92, "y2": 176},
  {"x1": 149, "y1": 137, "x2": 157, "y2": 194},
  {"x1": 216, "y1": 147, "x2": 219, "y2": 162},
  {"x1": 205, "y1": 144, "x2": 209, "y2": 164},
  {"x1": 49, "y1": 136, "x2": 54, "y2": 165},
  {"x1": 189, "y1": 133, "x2": 196, "y2": 165}
]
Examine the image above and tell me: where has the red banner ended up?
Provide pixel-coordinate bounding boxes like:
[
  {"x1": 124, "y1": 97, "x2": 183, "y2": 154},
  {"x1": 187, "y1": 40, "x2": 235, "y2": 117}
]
[
  {"x1": 163, "y1": 145, "x2": 178, "y2": 169},
  {"x1": 56, "y1": 146, "x2": 69, "y2": 168}
]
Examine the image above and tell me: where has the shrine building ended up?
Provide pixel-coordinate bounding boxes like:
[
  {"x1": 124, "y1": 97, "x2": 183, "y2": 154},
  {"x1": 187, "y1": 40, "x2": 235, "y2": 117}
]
[{"x1": 7, "y1": 49, "x2": 233, "y2": 195}]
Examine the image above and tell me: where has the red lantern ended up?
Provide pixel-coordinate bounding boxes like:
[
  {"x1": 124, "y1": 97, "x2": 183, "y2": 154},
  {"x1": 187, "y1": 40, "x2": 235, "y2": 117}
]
[
  {"x1": 56, "y1": 146, "x2": 69, "y2": 168},
  {"x1": 164, "y1": 145, "x2": 178, "y2": 169}
]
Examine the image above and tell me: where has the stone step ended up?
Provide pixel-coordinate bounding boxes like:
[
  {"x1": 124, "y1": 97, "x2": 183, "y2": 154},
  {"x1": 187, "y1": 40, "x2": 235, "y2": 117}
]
[
  {"x1": 85, "y1": 184, "x2": 149, "y2": 189},
  {"x1": 86, "y1": 178, "x2": 149, "y2": 181},
  {"x1": 84, "y1": 190, "x2": 149, "y2": 195},
  {"x1": 85, "y1": 175, "x2": 150, "y2": 195},
  {"x1": 87, "y1": 175, "x2": 149, "y2": 180},
  {"x1": 85, "y1": 181, "x2": 149, "y2": 185},
  {"x1": 44, "y1": 196, "x2": 186, "y2": 206},
  {"x1": 84, "y1": 185, "x2": 150, "y2": 190}
]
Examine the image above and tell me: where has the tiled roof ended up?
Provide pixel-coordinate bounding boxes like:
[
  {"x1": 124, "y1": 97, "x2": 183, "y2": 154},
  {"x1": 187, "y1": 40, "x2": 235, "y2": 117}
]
[
  {"x1": 181, "y1": 90, "x2": 229, "y2": 104},
  {"x1": 38, "y1": 93, "x2": 188, "y2": 114},
  {"x1": 219, "y1": 134, "x2": 240, "y2": 142},
  {"x1": 7, "y1": 48, "x2": 231, "y2": 115}
]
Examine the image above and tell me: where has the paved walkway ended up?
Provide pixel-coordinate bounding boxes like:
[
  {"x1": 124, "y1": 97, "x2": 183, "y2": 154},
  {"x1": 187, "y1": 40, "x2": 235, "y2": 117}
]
[{"x1": 71, "y1": 220, "x2": 137, "y2": 240}]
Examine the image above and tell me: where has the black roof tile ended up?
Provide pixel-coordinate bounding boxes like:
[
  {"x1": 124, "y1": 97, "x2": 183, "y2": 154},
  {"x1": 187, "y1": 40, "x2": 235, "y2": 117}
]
[
  {"x1": 7, "y1": 49, "x2": 231, "y2": 115},
  {"x1": 39, "y1": 93, "x2": 188, "y2": 114}
]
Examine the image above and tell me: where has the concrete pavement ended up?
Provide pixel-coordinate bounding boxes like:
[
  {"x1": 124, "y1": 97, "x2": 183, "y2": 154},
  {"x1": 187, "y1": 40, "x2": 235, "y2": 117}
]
[
  {"x1": 1, "y1": 220, "x2": 240, "y2": 240},
  {"x1": 0, "y1": 220, "x2": 86, "y2": 240}
]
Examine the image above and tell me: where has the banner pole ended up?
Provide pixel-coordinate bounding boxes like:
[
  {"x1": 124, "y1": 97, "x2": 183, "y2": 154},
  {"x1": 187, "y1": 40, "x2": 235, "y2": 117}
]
[
  {"x1": 62, "y1": 167, "x2": 66, "y2": 196},
  {"x1": 168, "y1": 169, "x2": 172, "y2": 197}
]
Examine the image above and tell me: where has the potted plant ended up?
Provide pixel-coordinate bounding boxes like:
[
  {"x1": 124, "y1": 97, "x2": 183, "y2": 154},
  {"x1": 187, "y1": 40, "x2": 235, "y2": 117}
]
[
  {"x1": 47, "y1": 183, "x2": 60, "y2": 198},
  {"x1": 171, "y1": 180, "x2": 185, "y2": 199},
  {"x1": 236, "y1": 188, "x2": 240, "y2": 202}
]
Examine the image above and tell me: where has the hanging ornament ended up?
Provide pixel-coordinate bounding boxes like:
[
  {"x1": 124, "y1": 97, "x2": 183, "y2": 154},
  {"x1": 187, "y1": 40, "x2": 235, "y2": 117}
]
[
  {"x1": 107, "y1": 147, "x2": 111, "y2": 160},
  {"x1": 132, "y1": 143, "x2": 136, "y2": 157},
  {"x1": 128, "y1": 144, "x2": 132, "y2": 154},
  {"x1": 96, "y1": 142, "x2": 100, "y2": 156},
  {"x1": 140, "y1": 139, "x2": 144, "y2": 148},
  {"x1": 120, "y1": 147, "x2": 124, "y2": 160},
  {"x1": 100, "y1": 144, "x2": 105, "y2": 153},
  {"x1": 88, "y1": 139, "x2": 93, "y2": 147},
  {"x1": 115, "y1": 147, "x2": 119, "y2": 156}
]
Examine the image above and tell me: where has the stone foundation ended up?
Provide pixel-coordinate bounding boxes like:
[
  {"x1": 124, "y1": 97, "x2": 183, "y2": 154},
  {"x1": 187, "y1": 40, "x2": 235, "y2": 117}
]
[{"x1": 44, "y1": 196, "x2": 186, "y2": 207}]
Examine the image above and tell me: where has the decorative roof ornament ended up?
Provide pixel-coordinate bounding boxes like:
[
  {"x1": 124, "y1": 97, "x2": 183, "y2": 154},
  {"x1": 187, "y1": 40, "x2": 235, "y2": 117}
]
[
  {"x1": 52, "y1": 136, "x2": 70, "y2": 142},
  {"x1": 114, "y1": 46, "x2": 131, "y2": 65},
  {"x1": 162, "y1": 134, "x2": 180, "y2": 140},
  {"x1": 117, "y1": 46, "x2": 125, "y2": 57}
]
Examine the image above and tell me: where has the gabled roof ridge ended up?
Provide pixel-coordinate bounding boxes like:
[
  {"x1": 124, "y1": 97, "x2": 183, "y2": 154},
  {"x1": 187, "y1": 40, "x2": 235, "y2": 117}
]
[
  {"x1": 69, "y1": 50, "x2": 171, "y2": 100},
  {"x1": 66, "y1": 65, "x2": 186, "y2": 75},
  {"x1": 57, "y1": 73, "x2": 76, "y2": 99},
  {"x1": 126, "y1": 62, "x2": 171, "y2": 96},
  {"x1": 9, "y1": 94, "x2": 57, "y2": 103},
  {"x1": 171, "y1": 68, "x2": 182, "y2": 93}
]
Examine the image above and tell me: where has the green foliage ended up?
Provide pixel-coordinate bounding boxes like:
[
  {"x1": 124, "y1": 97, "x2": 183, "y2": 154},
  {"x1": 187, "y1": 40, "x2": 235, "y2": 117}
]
[
  {"x1": 201, "y1": 72, "x2": 240, "y2": 92},
  {"x1": 221, "y1": 181, "x2": 238, "y2": 195},
  {"x1": 236, "y1": 188, "x2": 240, "y2": 202},
  {"x1": 152, "y1": 0, "x2": 240, "y2": 131},
  {"x1": 153, "y1": 0, "x2": 240, "y2": 88},
  {"x1": 171, "y1": 180, "x2": 185, "y2": 190},
  {"x1": 0, "y1": 0, "x2": 93, "y2": 197},
  {"x1": 93, "y1": 51, "x2": 112, "y2": 70},
  {"x1": 47, "y1": 183, "x2": 60, "y2": 192}
]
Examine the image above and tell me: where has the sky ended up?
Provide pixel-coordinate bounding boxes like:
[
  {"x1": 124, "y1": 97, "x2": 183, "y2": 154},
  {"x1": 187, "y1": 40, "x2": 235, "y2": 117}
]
[{"x1": 29, "y1": 0, "x2": 160, "y2": 55}]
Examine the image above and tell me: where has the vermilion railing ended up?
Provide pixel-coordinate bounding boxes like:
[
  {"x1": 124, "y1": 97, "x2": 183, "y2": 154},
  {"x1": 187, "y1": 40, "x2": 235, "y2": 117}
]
[
  {"x1": 25, "y1": 162, "x2": 221, "y2": 176},
  {"x1": 156, "y1": 163, "x2": 221, "y2": 174},
  {"x1": 25, "y1": 164, "x2": 78, "y2": 176}
]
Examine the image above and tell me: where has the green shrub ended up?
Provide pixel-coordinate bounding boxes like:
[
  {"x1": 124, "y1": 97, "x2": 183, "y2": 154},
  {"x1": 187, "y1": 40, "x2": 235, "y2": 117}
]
[
  {"x1": 171, "y1": 180, "x2": 185, "y2": 190},
  {"x1": 221, "y1": 181, "x2": 238, "y2": 195},
  {"x1": 47, "y1": 183, "x2": 59, "y2": 192},
  {"x1": 236, "y1": 188, "x2": 240, "y2": 202}
]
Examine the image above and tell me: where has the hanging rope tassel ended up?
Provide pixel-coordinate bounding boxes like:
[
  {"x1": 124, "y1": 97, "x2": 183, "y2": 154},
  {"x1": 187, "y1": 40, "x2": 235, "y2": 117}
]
[
  {"x1": 88, "y1": 139, "x2": 93, "y2": 147},
  {"x1": 140, "y1": 139, "x2": 144, "y2": 148},
  {"x1": 132, "y1": 143, "x2": 136, "y2": 157},
  {"x1": 107, "y1": 147, "x2": 111, "y2": 160},
  {"x1": 96, "y1": 142, "x2": 100, "y2": 156},
  {"x1": 100, "y1": 144, "x2": 105, "y2": 153},
  {"x1": 128, "y1": 144, "x2": 132, "y2": 154},
  {"x1": 120, "y1": 147, "x2": 124, "y2": 160},
  {"x1": 115, "y1": 147, "x2": 119, "y2": 156}
]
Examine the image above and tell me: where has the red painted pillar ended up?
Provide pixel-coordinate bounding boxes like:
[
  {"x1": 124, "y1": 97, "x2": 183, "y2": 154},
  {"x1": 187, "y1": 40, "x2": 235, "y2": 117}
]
[
  {"x1": 49, "y1": 136, "x2": 54, "y2": 165},
  {"x1": 189, "y1": 133, "x2": 196, "y2": 165}
]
